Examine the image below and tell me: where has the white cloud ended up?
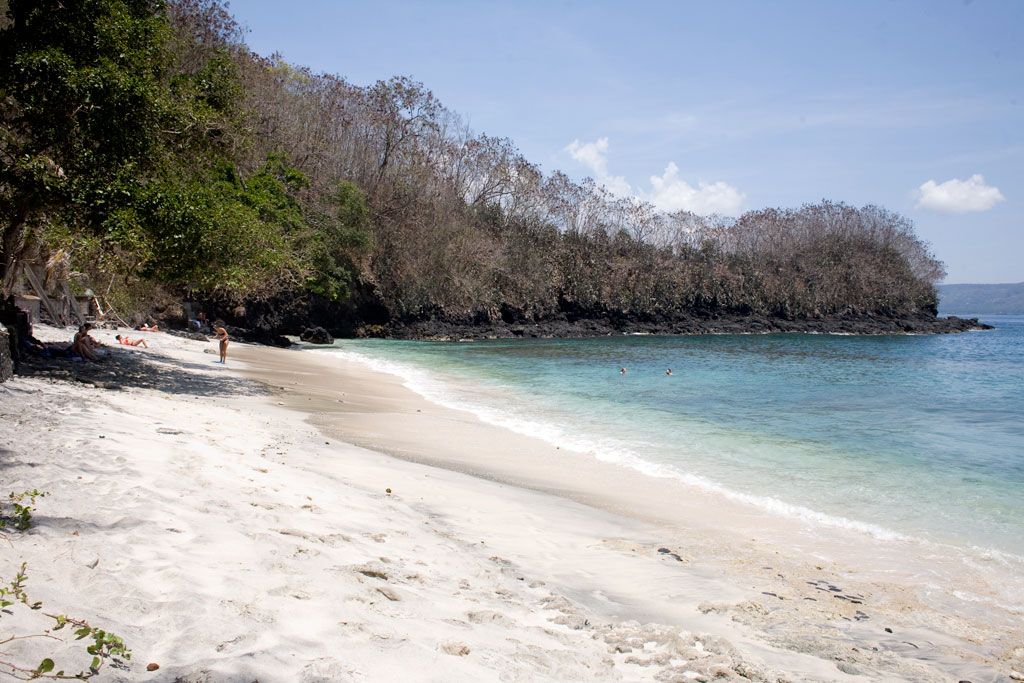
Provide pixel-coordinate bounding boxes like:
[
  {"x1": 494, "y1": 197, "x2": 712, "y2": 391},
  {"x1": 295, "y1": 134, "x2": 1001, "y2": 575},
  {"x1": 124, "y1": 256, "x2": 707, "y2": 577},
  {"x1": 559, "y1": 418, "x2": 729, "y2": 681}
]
[
  {"x1": 564, "y1": 137, "x2": 632, "y2": 196},
  {"x1": 642, "y1": 162, "x2": 746, "y2": 215},
  {"x1": 915, "y1": 174, "x2": 1005, "y2": 213},
  {"x1": 564, "y1": 138, "x2": 745, "y2": 216},
  {"x1": 565, "y1": 137, "x2": 609, "y2": 176}
]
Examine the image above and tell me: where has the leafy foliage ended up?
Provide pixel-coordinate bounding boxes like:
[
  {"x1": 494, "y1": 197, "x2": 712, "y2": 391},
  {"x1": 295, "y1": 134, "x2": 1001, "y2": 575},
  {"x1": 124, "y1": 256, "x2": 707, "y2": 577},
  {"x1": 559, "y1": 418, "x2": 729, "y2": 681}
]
[
  {"x1": 1, "y1": 0, "x2": 947, "y2": 329},
  {"x1": 0, "y1": 490, "x2": 46, "y2": 531},
  {"x1": 1, "y1": 491, "x2": 131, "y2": 680},
  {"x1": 0, "y1": 563, "x2": 131, "y2": 679},
  {"x1": 0, "y1": 0, "x2": 172, "y2": 274},
  {"x1": 302, "y1": 180, "x2": 374, "y2": 301}
]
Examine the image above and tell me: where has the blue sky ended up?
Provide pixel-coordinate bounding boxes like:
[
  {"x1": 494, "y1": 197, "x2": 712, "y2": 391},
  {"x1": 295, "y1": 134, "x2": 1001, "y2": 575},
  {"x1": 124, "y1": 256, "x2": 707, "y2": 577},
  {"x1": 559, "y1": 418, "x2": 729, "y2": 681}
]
[{"x1": 230, "y1": 0, "x2": 1022, "y2": 283}]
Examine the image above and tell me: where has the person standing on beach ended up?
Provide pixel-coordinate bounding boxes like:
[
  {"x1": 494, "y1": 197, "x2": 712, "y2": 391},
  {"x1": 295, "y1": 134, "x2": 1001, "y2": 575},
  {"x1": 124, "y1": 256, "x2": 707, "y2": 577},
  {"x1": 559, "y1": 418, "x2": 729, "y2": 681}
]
[{"x1": 214, "y1": 326, "x2": 228, "y2": 363}]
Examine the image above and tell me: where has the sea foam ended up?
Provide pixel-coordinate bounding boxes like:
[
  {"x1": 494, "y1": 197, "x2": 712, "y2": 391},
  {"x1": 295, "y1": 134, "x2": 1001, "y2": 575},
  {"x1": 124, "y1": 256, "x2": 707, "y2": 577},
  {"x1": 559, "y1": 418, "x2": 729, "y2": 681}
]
[{"x1": 323, "y1": 347, "x2": 913, "y2": 544}]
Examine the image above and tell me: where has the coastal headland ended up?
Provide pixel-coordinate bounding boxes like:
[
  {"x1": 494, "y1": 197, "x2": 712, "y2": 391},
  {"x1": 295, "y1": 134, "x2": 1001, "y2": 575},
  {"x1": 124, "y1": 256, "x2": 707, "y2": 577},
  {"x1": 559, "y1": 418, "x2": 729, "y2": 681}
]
[
  {"x1": 215, "y1": 293, "x2": 991, "y2": 346},
  {"x1": 378, "y1": 310, "x2": 991, "y2": 342},
  {"x1": 1, "y1": 326, "x2": 1019, "y2": 681}
]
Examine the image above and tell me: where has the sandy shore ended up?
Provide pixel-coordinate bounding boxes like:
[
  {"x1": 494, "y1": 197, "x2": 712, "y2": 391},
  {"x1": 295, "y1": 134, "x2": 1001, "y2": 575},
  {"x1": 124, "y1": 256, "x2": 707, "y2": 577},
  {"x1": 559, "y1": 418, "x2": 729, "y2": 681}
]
[{"x1": 0, "y1": 327, "x2": 1019, "y2": 681}]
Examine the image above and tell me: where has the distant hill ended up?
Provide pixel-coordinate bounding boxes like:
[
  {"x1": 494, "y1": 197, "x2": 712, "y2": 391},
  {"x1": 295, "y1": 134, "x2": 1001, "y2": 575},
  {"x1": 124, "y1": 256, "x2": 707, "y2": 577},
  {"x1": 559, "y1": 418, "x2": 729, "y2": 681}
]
[{"x1": 938, "y1": 282, "x2": 1024, "y2": 315}]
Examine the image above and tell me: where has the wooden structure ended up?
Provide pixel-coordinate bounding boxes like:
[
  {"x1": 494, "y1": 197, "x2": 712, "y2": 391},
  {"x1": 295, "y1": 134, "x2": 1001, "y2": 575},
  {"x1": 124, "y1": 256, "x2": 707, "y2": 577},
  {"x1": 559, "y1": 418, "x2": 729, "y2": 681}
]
[{"x1": 21, "y1": 265, "x2": 86, "y2": 327}]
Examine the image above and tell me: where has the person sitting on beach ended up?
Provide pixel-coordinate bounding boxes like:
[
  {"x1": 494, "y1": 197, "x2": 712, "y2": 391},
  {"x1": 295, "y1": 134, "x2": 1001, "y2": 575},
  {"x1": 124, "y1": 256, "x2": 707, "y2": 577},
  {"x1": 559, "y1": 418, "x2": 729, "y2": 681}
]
[
  {"x1": 72, "y1": 325, "x2": 101, "y2": 361},
  {"x1": 189, "y1": 311, "x2": 209, "y2": 332},
  {"x1": 214, "y1": 326, "x2": 228, "y2": 363},
  {"x1": 115, "y1": 334, "x2": 148, "y2": 348}
]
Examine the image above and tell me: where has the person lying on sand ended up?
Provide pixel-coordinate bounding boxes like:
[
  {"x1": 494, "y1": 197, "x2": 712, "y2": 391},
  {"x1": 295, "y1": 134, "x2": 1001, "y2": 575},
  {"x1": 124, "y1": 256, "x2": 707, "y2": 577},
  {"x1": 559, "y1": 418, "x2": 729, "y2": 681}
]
[
  {"x1": 115, "y1": 334, "x2": 148, "y2": 348},
  {"x1": 138, "y1": 322, "x2": 159, "y2": 332},
  {"x1": 41, "y1": 341, "x2": 74, "y2": 358}
]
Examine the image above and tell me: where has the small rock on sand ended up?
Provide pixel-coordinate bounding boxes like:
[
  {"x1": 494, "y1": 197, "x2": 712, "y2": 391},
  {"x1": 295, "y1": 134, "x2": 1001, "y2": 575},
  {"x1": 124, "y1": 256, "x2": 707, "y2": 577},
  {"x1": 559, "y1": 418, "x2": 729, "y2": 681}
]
[{"x1": 376, "y1": 586, "x2": 401, "y2": 601}]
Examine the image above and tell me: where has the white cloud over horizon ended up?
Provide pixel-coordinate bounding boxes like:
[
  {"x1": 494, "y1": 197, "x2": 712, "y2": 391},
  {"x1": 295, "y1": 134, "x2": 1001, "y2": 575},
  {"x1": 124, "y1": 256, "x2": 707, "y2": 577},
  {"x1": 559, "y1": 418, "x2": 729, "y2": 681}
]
[
  {"x1": 915, "y1": 174, "x2": 1005, "y2": 214},
  {"x1": 644, "y1": 162, "x2": 747, "y2": 216},
  {"x1": 564, "y1": 137, "x2": 745, "y2": 216},
  {"x1": 564, "y1": 138, "x2": 632, "y2": 196}
]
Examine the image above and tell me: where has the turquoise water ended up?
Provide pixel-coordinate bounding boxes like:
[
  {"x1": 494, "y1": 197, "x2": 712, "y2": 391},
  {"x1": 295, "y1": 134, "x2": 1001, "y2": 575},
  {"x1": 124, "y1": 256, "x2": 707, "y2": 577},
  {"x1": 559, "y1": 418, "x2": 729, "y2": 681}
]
[{"x1": 327, "y1": 316, "x2": 1024, "y2": 558}]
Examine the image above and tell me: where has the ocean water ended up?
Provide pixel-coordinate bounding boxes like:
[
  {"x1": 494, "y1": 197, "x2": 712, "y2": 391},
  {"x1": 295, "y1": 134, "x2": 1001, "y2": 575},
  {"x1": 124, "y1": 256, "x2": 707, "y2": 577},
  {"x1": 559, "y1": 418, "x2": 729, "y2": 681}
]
[{"x1": 324, "y1": 316, "x2": 1024, "y2": 561}]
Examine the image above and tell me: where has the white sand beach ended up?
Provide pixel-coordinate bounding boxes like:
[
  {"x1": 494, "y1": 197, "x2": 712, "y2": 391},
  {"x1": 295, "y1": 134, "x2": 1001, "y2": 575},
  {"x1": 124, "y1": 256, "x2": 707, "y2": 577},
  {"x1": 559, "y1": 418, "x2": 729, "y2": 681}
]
[{"x1": 1, "y1": 327, "x2": 1021, "y2": 682}]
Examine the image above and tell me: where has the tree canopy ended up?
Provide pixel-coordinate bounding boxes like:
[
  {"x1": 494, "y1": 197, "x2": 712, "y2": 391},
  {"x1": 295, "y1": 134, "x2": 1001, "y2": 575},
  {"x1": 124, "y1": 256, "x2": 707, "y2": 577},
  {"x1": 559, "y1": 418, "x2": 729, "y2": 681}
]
[{"x1": 0, "y1": 0, "x2": 946, "y2": 332}]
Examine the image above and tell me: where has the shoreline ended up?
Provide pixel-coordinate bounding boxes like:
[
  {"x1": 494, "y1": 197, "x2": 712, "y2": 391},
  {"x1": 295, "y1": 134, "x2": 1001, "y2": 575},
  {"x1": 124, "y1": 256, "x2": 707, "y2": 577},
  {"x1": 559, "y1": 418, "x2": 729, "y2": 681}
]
[
  {"x1": 1, "y1": 326, "x2": 1019, "y2": 681},
  {"x1": 310, "y1": 342, "x2": 1015, "y2": 556},
  {"x1": 232, "y1": 340, "x2": 1022, "y2": 679}
]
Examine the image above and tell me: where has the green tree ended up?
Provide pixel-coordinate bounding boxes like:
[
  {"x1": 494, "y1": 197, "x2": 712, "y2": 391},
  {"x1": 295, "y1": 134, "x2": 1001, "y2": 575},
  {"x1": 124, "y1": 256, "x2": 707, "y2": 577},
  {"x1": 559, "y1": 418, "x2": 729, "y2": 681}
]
[
  {"x1": 0, "y1": 0, "x2": 294, "y2": 299},
  {"x1": 108, "y1": 162, "x2": 291, "y2": 292},
  {"x1": 303, "y1": 180, "x2": 373, "y2": 301},
  {"x1": 0, "y1": 0, "x2": 173, "y2": 293}
]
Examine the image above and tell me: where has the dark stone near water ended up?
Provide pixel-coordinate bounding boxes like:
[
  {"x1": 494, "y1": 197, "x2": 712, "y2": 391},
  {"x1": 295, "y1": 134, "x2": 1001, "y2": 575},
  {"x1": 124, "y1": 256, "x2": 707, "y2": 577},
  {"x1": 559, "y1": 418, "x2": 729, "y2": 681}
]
[
  {"x1": 382, "y1": 309, "x2": 992, "y2": 341},
  {"x1": 185, "y1": 325, "x2": 292, "y2": 348},
  {"x1": 246, "y1": 327, "x2": 292, "y2": 348},
  {"x1": 185, "y1": 281, "x2": 993, "y2": 345},
  {"x1": 300, "y1": 326, "x2": 334, "y2": 345},
  {"x1": 165, "y1": 329, "x2": 210, "y2": 342}
]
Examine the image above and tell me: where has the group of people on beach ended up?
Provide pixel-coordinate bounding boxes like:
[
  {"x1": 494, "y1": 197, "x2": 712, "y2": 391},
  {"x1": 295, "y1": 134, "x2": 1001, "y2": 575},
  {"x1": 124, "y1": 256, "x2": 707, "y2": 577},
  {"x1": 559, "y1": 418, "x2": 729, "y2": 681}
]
[
  {"x1": 71, "y1": 323, "x2": 162, "y2": 361},
  {"x1": 65, "y1": 323, "x2": 226, "y2": 362},
  {"x1": 2, "y1": 296, "x2": 230, "y2": 367},
  {"x1": 70, "y1": 325, "x2": 103, "y2": 360}
]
